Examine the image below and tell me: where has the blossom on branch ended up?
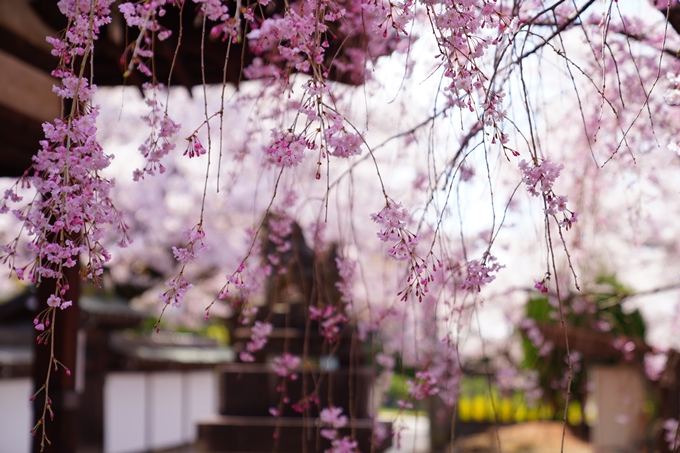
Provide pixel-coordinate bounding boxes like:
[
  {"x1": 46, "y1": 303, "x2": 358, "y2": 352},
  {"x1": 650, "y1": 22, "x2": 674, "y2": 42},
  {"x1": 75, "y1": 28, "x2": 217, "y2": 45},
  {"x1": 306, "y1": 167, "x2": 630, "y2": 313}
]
[
  {"x1": 240, "y1": 321, "x2": 274, "y2": 362},
  {"x1": 133, "y1": 84, "x2": 181, "y2": 180},
  {"x1": 319, "y1": 406, "x2": 349, "y2": 442},
  {"x1": 272, "y1": 353, "x2": 301, "y2": 378},
  {"x1": 519, "y1": 158, "x2": 578, "y2": 229},
  {"x1": 460, "y1": 254, "x2": 503, "y2": 293},
  {"x1": 407, "y1": 370, "x2": 439, "y2": 400},
  {"x1": 267, "y1": 132, "x2": 310, "y2": 167}
]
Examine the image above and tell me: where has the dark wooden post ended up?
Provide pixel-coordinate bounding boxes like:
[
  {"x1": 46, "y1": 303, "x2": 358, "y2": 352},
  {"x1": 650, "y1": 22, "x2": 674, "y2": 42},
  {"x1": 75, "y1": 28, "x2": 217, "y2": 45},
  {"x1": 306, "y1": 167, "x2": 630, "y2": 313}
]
[
  {"x1": 32, "y1": 264, "x2": 81, "y2": 453},
  {"x1": 657, "y1": 351, "x2": 680, "y2": 453}
]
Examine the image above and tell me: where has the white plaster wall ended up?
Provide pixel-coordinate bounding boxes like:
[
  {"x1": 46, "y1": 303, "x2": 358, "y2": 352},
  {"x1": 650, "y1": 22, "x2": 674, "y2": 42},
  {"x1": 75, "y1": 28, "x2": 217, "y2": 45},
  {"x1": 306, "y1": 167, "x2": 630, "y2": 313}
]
[
  {"x1": 3, "y1": 370, "x2": 218, "y2": 453},
  {"x1": 182, "y1": 370, "x2": 217, "y2": 443},
  {"x1": 0, "y1": 378, "x2": 32, "y2": 453},
  {"x1": 147, "y1": 372, "x2": 183, "y2": 450},
  {"x1": 104, "y1": 372, "x2": 146, "y2": 453}
]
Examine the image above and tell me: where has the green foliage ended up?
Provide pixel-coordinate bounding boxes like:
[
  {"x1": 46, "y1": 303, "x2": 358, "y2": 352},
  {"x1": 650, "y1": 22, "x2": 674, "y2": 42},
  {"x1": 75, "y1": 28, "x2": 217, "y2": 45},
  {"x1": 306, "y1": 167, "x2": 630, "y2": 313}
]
[
  {"x1": 134, "y1": 318, "x2": 230, "y2": 345},
  {"x1": 520, "y1": 274, "x2": 648, "y2": 421},
  {"x1": 592, "y1": 275, "x2": 645, "y2": 339},
  {"x1": 386, "y1": 374, "x2": 411, "y2": 405},
  {"x1": 524, "y1": 274, "x2": 645, "y2": 345}
]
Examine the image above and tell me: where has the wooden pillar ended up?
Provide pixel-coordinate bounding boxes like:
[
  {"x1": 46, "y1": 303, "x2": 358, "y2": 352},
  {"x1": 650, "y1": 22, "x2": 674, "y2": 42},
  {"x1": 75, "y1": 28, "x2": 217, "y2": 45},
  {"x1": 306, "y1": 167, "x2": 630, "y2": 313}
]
[
  {"x1": 80, "y1": 326, "x2": 107, "y2": 452},
  {"x1": 657, "y1": 351, "x2": 680, "y2": 453},
  {"x1": 32, "y1": 264, "x2": 81, "y2": 453}
]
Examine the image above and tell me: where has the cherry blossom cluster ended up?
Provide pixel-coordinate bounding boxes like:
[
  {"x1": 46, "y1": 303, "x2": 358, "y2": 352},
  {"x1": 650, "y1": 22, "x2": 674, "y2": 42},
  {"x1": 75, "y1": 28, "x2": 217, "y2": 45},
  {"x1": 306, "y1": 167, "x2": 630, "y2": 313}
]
[
  {"x1": 481, "y1": 92, "x2": 511, "y2": 147},
  {"x1": 219, "y1": 263, "x2": 250, "y2": 300},
  {"x1": 207, "y1": 260, "x2": 256, "y2": 321},
  {"x1": 310, "y1": 305, "x2": 347, "y2": 343},
  {"x1": 54, "y1": 0, "x2": 114, "y2": 52},
  {"x1": 518, "y1": 158, "x2": 563, "y2": 196},
  {"x1": 363, "y1": 0, "x2": 415, "y2": 38},
  {"x1": 371, "y1": 201, "x2": 417, "y2": 261},
  {"x1": 1, "y1": 0, "x2": 128, "y2": 290},
  {"x1": 244, "y1": 0, "x2": 384, "y2": 172},
  {"x1": 327, "y1": 436, "x2": 359, "y2": 453},
  {"x1": 159, "y1": 275, "x2": 193, "y2": 309},
  {"x1": 0, "y1": 0, "x2": 138, "y2": 447},
  {"x1": 319, "y1": 406, "x2": 348, "y2": 439},
  {"x1": 327, "y1": 129, "x2": 363, "y2": 159},
  {"x1": 400, "y1": 257, "x2": 437, "y2": 303},
  {"x1": 118, "y1": 0, "x2": 174, "y2": 76},
  {"x1": 319, "y1": 406, "x2": 359, "y2": 452},
  {"x1": 245, "y1": 0, "x2": 331, "y2": 76},
  {"x1": 266, "y1": 132, "x2": 312, "y2": 168},
  {"x1": 370, "y1": 199, "x2": 437, "y2": 302},
  {"x1": 246, "y1": 2, "x2": 328, "y2": 75},
  {"x1": 334, "y1": 256, "x2": 356, "y2": 303},
  {"x1": 157, "y1": 226, "x2": 209, "y2": 317},
  {"x1": 518, "y1": 158, "x2": 578, "y2": 230},
  {"x1": 239, "y1": 320, "x2": 274, "y2": 362},
  {"x1": 172, "y1": 226, "x2": 209, "y2": 265},
  {"x1": 243, "y1": 0, "x2": 394, "y2": 84},
  {"x1": 31, "y1": 283, "x2": 73, "y2": 337},
  {"x1": 239, "y1": 0, "x2": 402, "y2": 184},
  {"x1": 290, "y1": 107, "x2": 364, "y2": 159},
  {"x1": 184, "y1": 134, "x2": 207, "y2": 158},
  {"x1": 208, "y1": 10, "x2": 241, "y2": 44},
  {"x1": 321, "y1": 111, "x2": 363, "y2": 158},
  {"x1": 292, "y1": 84, "x2": 368, "y2": 178},
  {"x1": 643, "y1": 352, "x2": 667, "y2": 381},
  {"x1": 421, "y1": 0, "x2": 518, "y2": 140},
  {"x1": 665, "y1": 71, "x2": 680, "y2": 106},
  {"x1": 406, "y1": 370, "x2": 439, "y2": 400},
  {"x1": 272, "y1": 353, "x2": 301, "y2": 378},
  {"x1": 534, "y1": 278, "x2": 549, "y2": 294},
  {"x1": 133, "y1": 84, "x2": 181, "y2": 181},
  {"x1": 664, "y1": 418, "x2": 679, "y2": 451},
  {"x1": 460, "y1": 253, "x2": 503, "y2": 293},
  {"x1": 267, "y1": 214, "x2": 293, "y2": 252}
]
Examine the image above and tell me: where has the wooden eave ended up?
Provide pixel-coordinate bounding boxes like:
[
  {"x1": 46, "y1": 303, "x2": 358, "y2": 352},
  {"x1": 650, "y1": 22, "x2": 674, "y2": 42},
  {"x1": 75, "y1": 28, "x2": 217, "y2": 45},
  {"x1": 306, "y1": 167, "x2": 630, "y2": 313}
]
[{"x1": 1, "y1": 0, "x2": 373, "y2": 177}]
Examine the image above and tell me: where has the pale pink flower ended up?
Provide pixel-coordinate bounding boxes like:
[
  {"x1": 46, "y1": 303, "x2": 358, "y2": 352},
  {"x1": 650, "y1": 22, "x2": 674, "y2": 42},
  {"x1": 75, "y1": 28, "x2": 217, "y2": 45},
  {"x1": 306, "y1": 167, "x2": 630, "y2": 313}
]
[
  {"x1": 320, "y1": 407, "x2": 348, "y2": 429},
  {"x1": 272, "y1": 353, "x2": 301, "y2": 377}
]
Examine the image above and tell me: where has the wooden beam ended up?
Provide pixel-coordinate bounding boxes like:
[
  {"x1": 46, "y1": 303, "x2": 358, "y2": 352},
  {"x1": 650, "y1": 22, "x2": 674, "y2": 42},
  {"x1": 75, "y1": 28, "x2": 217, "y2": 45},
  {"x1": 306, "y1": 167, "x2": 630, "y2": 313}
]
[
  {"x1": 0, "y1": 104, "x2": 44, "y2": 177},
  {"x1": 0, "y1": 0, "x2": 57, "y2": 55},
  {"x1": 0, "y1": 25, "x2": 56, "y2": 74},
  {"x1": 0, "y1": 49, "x2": 60, "y2": 123}
]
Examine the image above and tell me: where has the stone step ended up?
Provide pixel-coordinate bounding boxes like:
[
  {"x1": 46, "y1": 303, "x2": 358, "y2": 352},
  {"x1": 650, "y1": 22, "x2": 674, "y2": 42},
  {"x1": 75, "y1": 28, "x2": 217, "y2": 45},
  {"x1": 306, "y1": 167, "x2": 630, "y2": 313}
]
[
  {"x1": 196, "y1": 415, "x2": 391, "y2": 453},
  {"x1": 217, "y1": 364, "x2": 373, "y2": 418}
]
